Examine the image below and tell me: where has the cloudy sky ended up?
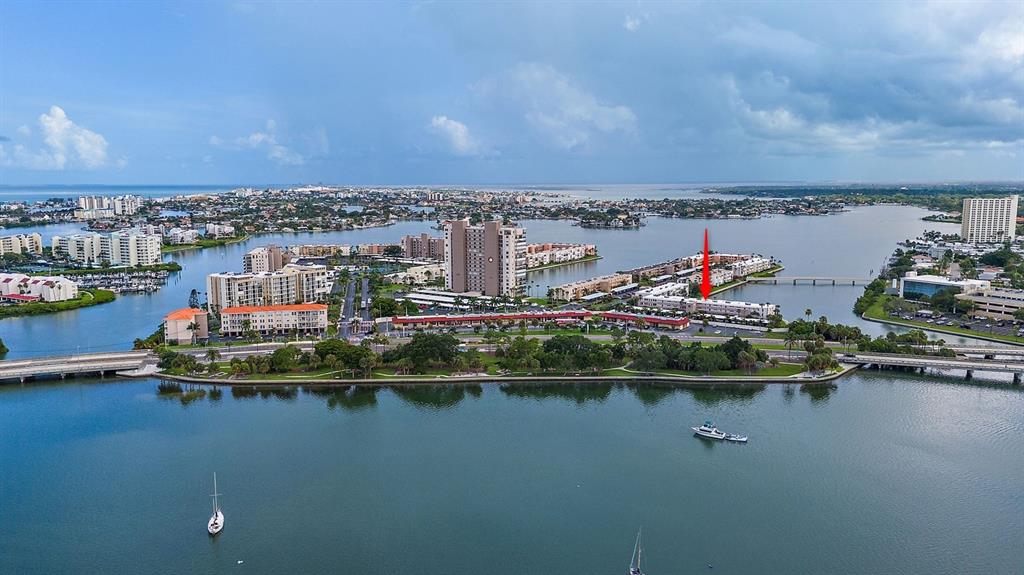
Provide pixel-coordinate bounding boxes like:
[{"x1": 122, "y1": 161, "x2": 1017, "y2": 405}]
[{"x1": 1, "y1": 1, "x2": 1021, "y2": 185}]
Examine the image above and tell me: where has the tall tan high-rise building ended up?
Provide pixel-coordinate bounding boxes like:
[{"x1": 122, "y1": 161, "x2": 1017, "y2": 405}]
[
  {"x1": 401, "y1": 234, "x2": 445, "y2": 260},
  {"x1": 443, "y1": 219, "x2": 526, "y2": 297},
  {"x1": 961, "y1": 196, "x2": 1018, "y2": 244},
  {"x1": 243, "y1": 245, "x2": 288, "y2": 273}
]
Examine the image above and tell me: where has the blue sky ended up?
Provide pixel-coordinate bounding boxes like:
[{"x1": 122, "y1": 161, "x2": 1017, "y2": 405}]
[{"x1": 1, "y1": 1, "x2": 1021, "y2": 185}]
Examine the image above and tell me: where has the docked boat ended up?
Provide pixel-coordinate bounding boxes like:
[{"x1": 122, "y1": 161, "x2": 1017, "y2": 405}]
[
  {"x1": 724, "y1": 433, "x2": 748, "y2": 443},
  {"x1": 207, "y1": 472, "x2": 224, "y2": 536},
  {"x1": 628, "y1": 527, "x2": 644, "y2": 575},
  {"x1": 692, "y1": 420, "x2": 726, "y2": 440}
]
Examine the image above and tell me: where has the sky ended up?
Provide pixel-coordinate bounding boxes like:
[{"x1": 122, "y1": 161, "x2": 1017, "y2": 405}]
[{"x1": 0, "y1": 1, "x2": 1022, "y2": 185}]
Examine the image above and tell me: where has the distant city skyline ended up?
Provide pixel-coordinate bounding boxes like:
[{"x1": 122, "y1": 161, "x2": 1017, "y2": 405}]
[{"x1": 1, "y1": 1, "x2": 1022, "y2": 185}]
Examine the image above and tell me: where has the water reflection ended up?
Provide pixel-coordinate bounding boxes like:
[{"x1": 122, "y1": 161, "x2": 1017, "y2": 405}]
[
  {"x1": 688, "y1": 384, "x2": 766, "y2": 406},
  {"x1": 302, "y1": 385, "x2": 380, "y2": 411},
  {"x1": 388, "y1": 384, "x2": 481, "y2": 410},
  {"x1": 499, "y1": 381, "x2": 614, "y2": 404},
  {"x1": 799, "y1": 383, "x2": 838, "y2": 403}
]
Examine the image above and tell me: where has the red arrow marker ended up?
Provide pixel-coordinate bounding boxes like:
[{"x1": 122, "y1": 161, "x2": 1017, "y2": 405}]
[{"x1": 700, "y1": 228, "x2": 712, "y2": 300}]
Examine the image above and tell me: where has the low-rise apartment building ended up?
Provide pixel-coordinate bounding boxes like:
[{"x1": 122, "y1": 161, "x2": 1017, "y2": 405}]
[
  {"x1": 205, "y1": 223, "x2": 236, "y2": 238},
  {"x1": 0, "y1": 272, "x2": 79, "y2": 302},
  {"x1": 549, "y1": 273, "x2": 633, "y2": 301},
  {"x1": 524, "y1": 243, "x2": 596, "y2": 268},
  {"x1": 0, "y1": 233, "x2": 44, "y2": 255},
  {"x1": 220, "y1": 304, "x2": 329, "y2": 336},
  {"x1": 166, "y1": 228, "x2": 199, "y2": 245},
  {"x1": 163, "y1": 308, "x2": 209, "y2": 345},
  {"x1": 387, "y1": 263, "x2": 445, "y2": 285},
  {"x1": 288, "y1": 244, "x2": 352, "y2": 257}
]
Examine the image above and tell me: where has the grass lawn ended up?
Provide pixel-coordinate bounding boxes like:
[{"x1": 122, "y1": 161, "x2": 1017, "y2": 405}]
[
  {"x1": 865, "y1": 295, "x2": 1024, "y2": 345},
  {"x1": 654, "y1": 362, "x2": 805, "y2": 377}
]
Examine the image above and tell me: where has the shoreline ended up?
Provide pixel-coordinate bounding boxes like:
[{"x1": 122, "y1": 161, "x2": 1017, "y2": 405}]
[
  {"x1": 525, "y1": 254, "x2": 602, "y2": 272},
  {"x1": 153, "y1": 364, "x2": 856, "y2": 387}
]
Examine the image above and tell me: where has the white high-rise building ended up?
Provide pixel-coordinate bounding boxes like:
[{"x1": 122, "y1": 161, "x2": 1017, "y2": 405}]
[
  {"x1": 77, "y1": 195, "x2": 143, "y2": 216},
  {"x1": 0, "y1": 233, "x2": 44, "y2": 255},
  {"x1": 243, "y1": 245, "x2": 288, "y2": 273},
  {"x1": 51, "y1": 231, "x2": 163, "y2": 267},
  {"x1": 443, "y1": 219, "x2": 526, "y2": 297},
  {"x1": 206, "y1": 264, "x2": 329, "y2": 313},
  {"x1": 961, "y1": 196, "x2": 1018, "y2": 244}
]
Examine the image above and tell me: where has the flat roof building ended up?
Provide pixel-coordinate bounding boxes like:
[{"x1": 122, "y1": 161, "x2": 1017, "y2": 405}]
[
  {"x1": 220, "y1": 304, "x2": 328, "y2": 336},
  {"x1": 444, "y1": 219, "x2": 526, "y2": 297},
  {"x1": 898, "y1": 273, "x2": 990, "y2": 298},
  {"x1": 961, "y1": 196, "x2": 1018, "y2": 244}
]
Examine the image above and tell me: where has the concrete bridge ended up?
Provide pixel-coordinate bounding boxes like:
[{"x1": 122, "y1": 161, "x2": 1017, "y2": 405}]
[
  {"x1": 842, "y1": 352, "x2": 1024, "y2": 382},
  {"x1": 922, "y1": 345, "x2": 1024, "y2": 359},
  {"x1": 746, "y1": 276, "x2": 875, "y2": 286},
  {"x1": 0, "y1": 351, "x2": 153, "y2": 382}
]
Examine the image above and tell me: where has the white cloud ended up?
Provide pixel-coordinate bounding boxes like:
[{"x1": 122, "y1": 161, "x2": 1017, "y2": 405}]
[
  {"x1": 623, "y1": 15, "x2": 644, "y2": 32},
  {"x1": 476, "y1": 63, "x2": 636, "y2": 150},
  {"x1": 430, "y1": 115, "x2": 480, "y2": 156},
  {"x1": 210, "y1": 120, "x2": 311, "y2": 166},
  {"x1": 4, "y1": 106, "x2": 111, "y2": 170}
]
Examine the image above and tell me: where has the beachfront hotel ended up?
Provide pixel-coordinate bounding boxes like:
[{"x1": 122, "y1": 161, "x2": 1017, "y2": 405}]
[
  {"x1": 443, "y1": 219, "x2": 526, "y2": 297},
  {"x1": 961, "y1": 195, "x2": 1018, "y2": 244},
  {"x1": 206, "y1": 264, "x2": 330, "y2": 313},
  {"x1": 219, "y1": 303, "x2": 329, "y2": 336}
]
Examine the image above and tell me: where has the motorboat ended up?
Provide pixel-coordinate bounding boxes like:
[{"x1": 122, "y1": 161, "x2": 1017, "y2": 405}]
[
  {"x1": 724, "y1": 433, "x2": 748, "y2": 443},
  {"x1": 627, "y1": 527, "x2": 644, "y2": 575},
  {"x1": 692, "y1": 420, "x2": 726, "y2": 440},
  {"x1": 207, "y1": 472, "x2": 224, "y2": 536}
]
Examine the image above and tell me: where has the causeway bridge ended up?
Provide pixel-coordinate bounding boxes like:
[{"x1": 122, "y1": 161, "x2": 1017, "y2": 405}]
[
  {"x1": 746, "y1": 276, "x2": 875, "y2": 286},
  {"x1": 842, "y1": 352, "x2": 1024, "y2": 382},
  {"x1": 0, "y1": 351, "x2": 152, "y2": 382}
]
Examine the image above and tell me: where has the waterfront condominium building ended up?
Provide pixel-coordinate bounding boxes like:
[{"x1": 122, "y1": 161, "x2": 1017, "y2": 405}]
[
  {"x1": 77, "y1": 195, "x2": 143, "y2": 216},
  {"x1": 0, "y1": 272, "x2": 79, "y2": 302},
  {"x1": 219, "y1": 303, "x2": 329, "y2": 336},
  {"x1": 0, "y1": 233, "x2": 44, "y2": 255},
  {"x1": 401, "y1": 234, "x2": 446, "y2": 260},
  {"x1": 162, "y1": 308, "x2": 209, "y2": 345},
  {"x1": 206, "y1": 264, "x2": 329, "y2": 313},
  {"x1": 961, "y1": 195, "x2": 1018, "y2": 244},
  {"x1": 51, "y1": 230, "x2": 163, "y2": 267},
  {"x1": 243, "y1": 245, "x2": 289, "y2": 273},
  {"x1": 443, "y1": 219, "x2": 526, "y2": 297}
]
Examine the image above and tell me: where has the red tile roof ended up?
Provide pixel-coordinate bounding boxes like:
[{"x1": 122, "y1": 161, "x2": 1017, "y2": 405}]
[
  {"x1": 164, "y1": 308, "x2": 207, "y2": 321},
  {"x1": 222, "y1": 304, "x2": 328, "y2": 314}
]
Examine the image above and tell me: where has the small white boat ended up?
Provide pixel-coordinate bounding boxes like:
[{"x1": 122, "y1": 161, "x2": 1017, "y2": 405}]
[
  {"x1": 692, "y1": 420, "x2": 726, "y2": 440},
  {"x1": 724, "y1": 433, "x2": 748, "y2": 443},
  {"x1": 207, "y1": 472, "x2": 224, "y2": 536},
  {"x1": 628, "y1": 527, "x2": 644, "y2": 575}
]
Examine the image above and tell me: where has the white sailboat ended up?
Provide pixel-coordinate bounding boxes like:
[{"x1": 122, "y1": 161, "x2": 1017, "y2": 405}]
[
  {"x1": 628, "y1": 527, "x2": 645, "y2": 575},
  {"x1": 207, "y1": 472, "x2": 224, "y2": 536}
]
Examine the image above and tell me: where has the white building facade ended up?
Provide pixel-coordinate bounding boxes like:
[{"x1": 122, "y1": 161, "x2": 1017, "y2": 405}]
[{"x1": 961, "y1": 196, "x2": 1018, "y2": 244}]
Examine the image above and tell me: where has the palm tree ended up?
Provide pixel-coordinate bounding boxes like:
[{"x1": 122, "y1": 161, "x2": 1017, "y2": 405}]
[
  {"x1": 187, "y1": 321, "x2": 199, "y2": 345},
  {"x1": 205, "y1": 348, "x2": 222, "y2": 363},
  {"x1": 784, "y1": 330, "x2": 800, "y2": 360}
]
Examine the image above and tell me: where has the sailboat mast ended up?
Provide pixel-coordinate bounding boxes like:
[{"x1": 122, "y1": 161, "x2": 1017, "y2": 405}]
[{"x1": 637, "y1": 527, "x2": 642, "y2": 569}]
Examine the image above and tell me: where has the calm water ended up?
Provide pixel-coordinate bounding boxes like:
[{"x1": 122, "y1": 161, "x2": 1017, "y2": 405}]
[
  {"x1": 0, "y1": 205, "x2": 960, "y2": 357},
  {"x1": 1, "y1": 372, "x2": 1021, "y2": 574}
]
